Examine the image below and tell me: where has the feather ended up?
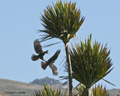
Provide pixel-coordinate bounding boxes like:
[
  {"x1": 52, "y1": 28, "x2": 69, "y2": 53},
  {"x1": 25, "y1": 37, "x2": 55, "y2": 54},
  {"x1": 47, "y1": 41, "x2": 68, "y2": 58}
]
[
  {"x1": 31, "y1": 54, "x2": 39, "y2": 61},
  {"x1": 41, "y1": 61, "x2": 48, "y2": 70},
  {"x1": 49, "y1": 63, "x2": 58, "y2": 75}
]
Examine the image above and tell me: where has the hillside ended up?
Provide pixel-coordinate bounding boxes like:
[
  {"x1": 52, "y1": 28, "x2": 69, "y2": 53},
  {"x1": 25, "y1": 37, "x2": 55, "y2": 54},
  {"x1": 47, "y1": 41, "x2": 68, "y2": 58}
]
[
  {"x1": 0, "y1": 78, "x2": 68, "y2": 96},
  {"x1": 0, "y1": 78, "x2": 43, "y2": 96}
]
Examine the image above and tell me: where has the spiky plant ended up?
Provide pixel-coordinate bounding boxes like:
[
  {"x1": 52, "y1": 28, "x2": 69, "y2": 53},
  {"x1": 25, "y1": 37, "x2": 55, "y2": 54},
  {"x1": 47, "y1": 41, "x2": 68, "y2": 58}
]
[
  {"x1": 75, "y1": 84, "x2": 109, "y2": 96},
  {"x1": 92, "y1": 84, "x2": 109, "y2": 96},
  {"x1": 33, "y1": 84, "x2": 67, "y2": 96},
  {"x1": 68, "y1": 34, "x2": 113, "y2": 96},
  {"x1": 39, "y1": 1, "x2": 84, "y2": 95}
]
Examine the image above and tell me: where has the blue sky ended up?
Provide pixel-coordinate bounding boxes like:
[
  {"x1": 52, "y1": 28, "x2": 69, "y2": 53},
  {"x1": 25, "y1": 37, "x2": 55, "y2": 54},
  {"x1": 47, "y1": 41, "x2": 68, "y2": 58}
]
[{"x1": 0, "y1": 0, "x2": 120, "y2": 89}]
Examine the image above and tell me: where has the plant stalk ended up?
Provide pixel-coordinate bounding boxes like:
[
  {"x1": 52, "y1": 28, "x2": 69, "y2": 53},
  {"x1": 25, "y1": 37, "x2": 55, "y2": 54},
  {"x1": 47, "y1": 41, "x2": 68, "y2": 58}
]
[
  {"x1": 81, "y1": 88, "x2": 94, "y2": 96},
  {"x1": 65, "y1": 42, "x2": 73, "y2": 96}
]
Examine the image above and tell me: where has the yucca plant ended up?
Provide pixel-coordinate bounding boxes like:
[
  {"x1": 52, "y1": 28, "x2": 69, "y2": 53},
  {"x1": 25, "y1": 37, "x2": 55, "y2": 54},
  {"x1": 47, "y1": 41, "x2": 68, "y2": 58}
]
[
  {"x1": 39, "y1": 1, "x2": 84, "y2": 95},
  {"x1": 66, "y1": 34, "x2": 113, "y2": 96},
  {"x1": 92, "y1": 84, "x2": 109, "y2": 96},
  {"x1": 33, "y1": 84, "x2": 67, "y2": 96}
]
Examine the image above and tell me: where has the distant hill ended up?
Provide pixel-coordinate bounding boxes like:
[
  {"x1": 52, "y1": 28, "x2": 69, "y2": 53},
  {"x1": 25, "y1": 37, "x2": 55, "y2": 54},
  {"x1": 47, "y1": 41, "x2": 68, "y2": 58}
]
[
  {"x1": 30, "y1": 77, "x2": 62, "y2": 85},
  {"x1": 0, "y1": 78, "x2": 120, "y2": 96},
  {"x1": 30, "y1": 77, "x2": 68, "y2": 89},
  {"x1": 107, "y1": 89, "x2": 120, "y2": 96}
]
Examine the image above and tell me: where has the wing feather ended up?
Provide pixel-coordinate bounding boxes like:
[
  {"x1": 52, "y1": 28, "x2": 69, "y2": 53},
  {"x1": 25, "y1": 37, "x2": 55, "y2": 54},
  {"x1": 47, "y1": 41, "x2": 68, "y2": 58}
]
[
  {"x1": 48, "y1": 50, "x2": 60, "y2": 62},
  {"x1": 34, "y1": 39, "x2": 43, "y2": 54},
  {"x1": 49, "y1": 63, "x2": 58, "y2": 75}
]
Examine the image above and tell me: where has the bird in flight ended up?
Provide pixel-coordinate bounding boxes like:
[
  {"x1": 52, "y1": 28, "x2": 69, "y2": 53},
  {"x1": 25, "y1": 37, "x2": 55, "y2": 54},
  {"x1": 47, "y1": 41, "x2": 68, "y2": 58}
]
[
  {"x1": 41, "y1": 50, "x2": 61, "y2": 75},
  {"x1": 31, "y1": 39, "x2": 48, "y2": 61}
]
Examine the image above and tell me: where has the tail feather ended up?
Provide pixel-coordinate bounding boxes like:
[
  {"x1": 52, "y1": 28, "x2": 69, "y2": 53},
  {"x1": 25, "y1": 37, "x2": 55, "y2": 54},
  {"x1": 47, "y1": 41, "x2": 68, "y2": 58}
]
[
  {"x1": 49, "y1": 64, "x2": 58, "y2": 75},
  {"x1": 31, "y1": 54, "x2": 39, "y2": 61},
  {"x1": 52, "y1": 70, "x2": 58, "y2": 75},
  {"x1": 41, "y1": 61, "x2": 48, "y2": 70}
]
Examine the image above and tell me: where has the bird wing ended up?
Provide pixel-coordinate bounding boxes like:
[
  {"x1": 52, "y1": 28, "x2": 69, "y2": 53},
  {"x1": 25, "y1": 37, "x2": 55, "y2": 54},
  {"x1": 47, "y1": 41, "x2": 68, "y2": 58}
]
[
  {"x1": 34, "y1": 39, "x2": 43, "y2": 54},
  {"x1": 48, "y1": 50, "x2": 61, "y2": 63},
  {"x1": 49, "y1": 63, "x2": 58, "y2": 75}
]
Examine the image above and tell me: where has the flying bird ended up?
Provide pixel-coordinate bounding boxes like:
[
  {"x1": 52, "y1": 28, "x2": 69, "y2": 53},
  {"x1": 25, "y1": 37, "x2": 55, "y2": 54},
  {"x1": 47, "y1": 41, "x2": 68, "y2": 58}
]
[
  {"x1": 31, "y1": 39, "x2": 48, "y2": 61},
  {"x1": 41, "y1": 50, "x2": 61, "y2": 75}
]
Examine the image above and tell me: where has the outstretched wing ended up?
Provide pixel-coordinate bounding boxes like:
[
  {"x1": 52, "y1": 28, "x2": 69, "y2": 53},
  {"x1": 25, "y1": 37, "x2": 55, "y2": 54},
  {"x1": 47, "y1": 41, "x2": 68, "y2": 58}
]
[
  {"x1": 34, "y1": 39, "x2": 43, "y2": 54},
  {"x1": 49, "y1": 63, "x2": 58, "y2": 75},
  {"x1": 48, "y1": 50, "x2": 61, "y2": 63}
]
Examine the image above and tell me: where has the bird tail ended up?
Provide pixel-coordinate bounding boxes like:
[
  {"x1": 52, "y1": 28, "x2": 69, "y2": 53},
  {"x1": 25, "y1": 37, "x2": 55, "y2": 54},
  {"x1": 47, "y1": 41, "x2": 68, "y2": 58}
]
[
  {"x1": 31, "y1": 54, "x2": 39, "y2": 61},
  {"x1": 41, "y1": 61, "x2": 48, "y2": 70}
]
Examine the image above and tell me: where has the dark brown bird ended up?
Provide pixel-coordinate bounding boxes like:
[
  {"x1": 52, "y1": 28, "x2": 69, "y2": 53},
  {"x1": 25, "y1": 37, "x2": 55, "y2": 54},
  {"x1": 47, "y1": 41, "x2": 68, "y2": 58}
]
[
  {"x1": 31, "y1": 39, "x2": 48, "y2": 61},
  {"x1": 41, "y1": 50, "x2": 60, "y2": 75}
]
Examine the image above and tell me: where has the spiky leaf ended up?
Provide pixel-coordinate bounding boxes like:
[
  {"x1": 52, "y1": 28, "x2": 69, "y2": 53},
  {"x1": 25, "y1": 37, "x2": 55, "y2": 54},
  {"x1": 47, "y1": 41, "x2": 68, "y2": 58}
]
[{"x1": 40, "y1": 1, "x2": 85, "y2": 43}]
